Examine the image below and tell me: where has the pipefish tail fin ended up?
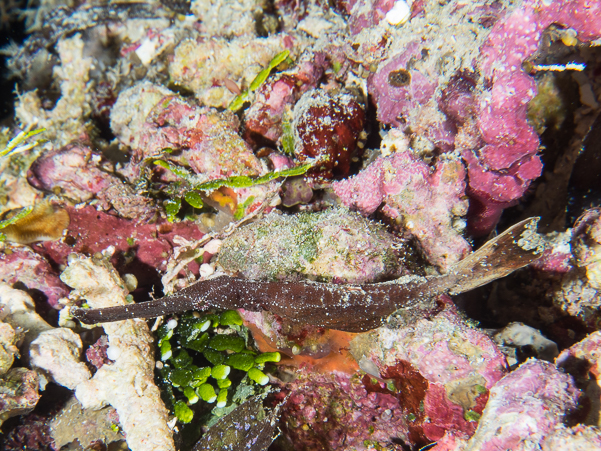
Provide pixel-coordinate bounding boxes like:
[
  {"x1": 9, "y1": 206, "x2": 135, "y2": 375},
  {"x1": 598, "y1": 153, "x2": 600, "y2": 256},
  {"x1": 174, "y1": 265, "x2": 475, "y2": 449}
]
[{"x1": 447, "y1": 217, "x2": 546, "y2": 295}]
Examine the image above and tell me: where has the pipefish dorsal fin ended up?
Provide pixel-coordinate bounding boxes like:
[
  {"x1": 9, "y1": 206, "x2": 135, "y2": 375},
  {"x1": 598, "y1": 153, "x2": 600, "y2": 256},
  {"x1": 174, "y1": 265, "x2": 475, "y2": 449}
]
[{"x1": 446, "y1": 217, "x2": 546, "y2": 295}]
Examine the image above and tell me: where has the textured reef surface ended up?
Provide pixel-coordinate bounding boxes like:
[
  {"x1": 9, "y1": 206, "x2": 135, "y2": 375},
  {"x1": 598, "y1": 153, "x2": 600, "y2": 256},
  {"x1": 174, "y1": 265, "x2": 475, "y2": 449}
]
[{"x1": 0, "y1": 0, "x2": 601, "y2": 449}]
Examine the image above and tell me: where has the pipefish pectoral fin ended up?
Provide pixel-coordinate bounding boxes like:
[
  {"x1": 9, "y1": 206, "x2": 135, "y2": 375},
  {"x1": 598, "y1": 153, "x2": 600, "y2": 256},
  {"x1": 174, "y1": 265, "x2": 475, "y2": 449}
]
[{"x1": 445, "y1": 217, "x2": 546, "y2": 295}]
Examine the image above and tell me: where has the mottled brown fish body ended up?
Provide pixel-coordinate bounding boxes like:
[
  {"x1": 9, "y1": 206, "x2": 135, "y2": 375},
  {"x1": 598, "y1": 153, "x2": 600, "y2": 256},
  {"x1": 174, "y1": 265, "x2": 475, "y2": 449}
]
[
  {"x1": 193, "y1": 276, "x2": 432, "y2": 332},
  {"x1": 71, "y1": 218, "x2": 545, "y2": 332},
  {"x1": 70, "y1": 275, "x2": 429, "y2": 332}
]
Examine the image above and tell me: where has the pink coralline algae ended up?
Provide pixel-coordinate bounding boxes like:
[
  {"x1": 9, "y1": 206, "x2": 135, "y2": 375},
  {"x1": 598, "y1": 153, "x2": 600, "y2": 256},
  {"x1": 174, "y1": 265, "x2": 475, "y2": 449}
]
[
  {"x1": 278, "y1": 370, "x2": 411, "y2": 450},
  {"x1": 38, "y1": 205, "x2": 204, "y2": 293},
  {"x1": 27, "y1": 144, "x2": 155, "y2": 220},
  {"x1": 4, "y1": 0, "x2": 601, "y2": 448},
  {"x1": 0, "y1": 247, "x2": 69, "y2": 308},
  {"x1": 432, "y1": 359, "x2": 580, "y2": 451},
  {"x1": 85, "y1": 335, "x2": 111, "y2": 371},
  {"x1": 350, "y1": 298, "x2": 507, "y2": 444},
  {"x1": 556, "y1": 330, "x2": 601, "y2": 427},
  {"x1": 168, "y1": 35, "x2": 292, "y2": 109},
  {"x1": 244, "y1": 74, "x2": 300, "y2": 145},
  {"x1": 541, "y1": 425, "x2": 601, "y2": 450},
  {"x1": 365, "y1": 0, "x2": 601, "y2": 235},
  {"x1": 2, "y1": 412, "x2": 56, "y2": 451},
  {"x1": 110, "y1": 86, "x2": 276, "y2": 218},
  {"x1": 0, "y1": 368, "x2": 41, "y2": 427},
  {"x1": 110, "y1": 82, "x2": 264, "y2": 184},
  {"x1": 138, "y1": 96, "x2": 263, "y2": 179},
  {"x1": 531, "y1": 231, "x2": 573, "y2": 274},
  {"x1": 343, "y1": 0, "x2": 396, "y2": 35},
  {"x1": 333, "y1": 150, "x2": 470, "y2": 270},
  {"x1": 370, "y1": 41, "x2": 439, "y2": 129},
  {"x1": 243, "y1": 54, "x2": 328, "y2": 146},
  {"x1": 464, "y1": 0, "x2": 601, "y2": 235},
  {"x1": 28, "y1": 144, "x2": 113, "y2": 201}
]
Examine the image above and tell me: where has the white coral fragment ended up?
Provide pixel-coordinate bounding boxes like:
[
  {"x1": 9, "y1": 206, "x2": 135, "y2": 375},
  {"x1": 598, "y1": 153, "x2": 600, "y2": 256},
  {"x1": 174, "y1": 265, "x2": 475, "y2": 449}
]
[
  {"x1": 0, "y1": 283, "x2": 90, "y2": 390},
  {"x1": 15, "y1": 34, "x2": 93, "y2": 148},
  {"x1": 61, "y1": 255, "x2": 175, "y2": 451},
  {"x1": 0, "y1": 321, "x2": 19, "y2": 375},
  {"x1": 110, "y1": 81, "x2": 172, "y2": 150},
  {"x1": 0, "y1": 283, "x2": 53, "y2": 345},
  {"x1": 29, "y1": 328, "x2": 91, "y2": 390},
  {"x1": 385, "y1": 0, "x2": 412, "y2": 26}
]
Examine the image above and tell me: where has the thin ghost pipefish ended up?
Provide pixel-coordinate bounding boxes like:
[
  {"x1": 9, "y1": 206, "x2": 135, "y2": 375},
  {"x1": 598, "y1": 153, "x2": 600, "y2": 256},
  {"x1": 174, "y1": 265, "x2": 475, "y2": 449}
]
[{"x1": 71, "y1": 217, "x2": 545, "y2": 332}]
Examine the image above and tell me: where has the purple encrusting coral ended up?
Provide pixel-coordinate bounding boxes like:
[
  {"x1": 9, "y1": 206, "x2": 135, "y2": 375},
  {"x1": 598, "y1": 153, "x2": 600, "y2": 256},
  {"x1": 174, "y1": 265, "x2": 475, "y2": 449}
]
[
  {"x1": 0, "y1": 247, "x2": 68, "y2": 308},
  {"x1": 112, "y1": 83, "x2": 263, "y2": 179},
  {"x1": 334, "y1": 149, "x2": 469, "y2": 270},
  {"x1": 464, "y1": 0, "x2": 601, "y2": 235},
  {"x1": 35, "y1": 205, "x2": 204, "y2": 300},
  {"x1": 244, "y1": 52, "x2": 329, "y2": 146},
  {"x1": 278, "y1": 370, "x2": 411, "y2": 450},
  {"x1": 361, "y1": 0, "x2": 601, "y2": 235},
  {"x1": 432, "y1": 359, "x2": 581, "y2": 451},
  {"x1": 28, "y1": 144, "x2": 156, "y2": 219},
  {"x1": 350, "y1": 298, "x2": 506, "y2": 444}
]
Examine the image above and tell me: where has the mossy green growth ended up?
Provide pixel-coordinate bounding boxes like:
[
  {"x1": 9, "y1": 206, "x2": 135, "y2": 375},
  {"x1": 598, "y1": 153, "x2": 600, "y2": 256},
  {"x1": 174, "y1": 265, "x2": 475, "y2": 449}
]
[
  {"x1": 0, "y1": 128, "x2": 46, "y2": 159},
  {"x1": 209, "y1": 335, "x2": 245, "y2": 353},
  {"x1": 464, "y1": 410, "x2": 481, "y2": 422},
  {"x1": 220, "y1": 310, "x2": 243, "y2": 326},
  {"x1": 184, "y1": 191, "x2": 204, "y2": 209},
  {"x1": 174, "y1": 400, "x2": 194, "y2": 424},
  {"x1": 281, "y1": 116, "x2": 295, "y2": 157},
  {"x1": 217, "y1": 210, "x2": 323, "y2": 281},
  {"x1": 225, "y1": 354, "x2": 255, "y2": 371},
  {"x1": 254, "y1": 352, "x2": 281, "y2": 364},
  {"x1": 475, "y1": 384, "x2": 487, "y2": 395},
  {"x1": 197, "y1": 383, "x2": 217, "y2": 403},
  {"x1": 153, "y1": 158, "x2": 311, "y2": 222},
  {"x1": 0, "y1": 205, "x2": 33, "y2": 242},
  {"x1": 218, "y1": 208, "x2": 403, "y2": 283},
  {"x1": 164, "y1": 198, "x2": 181, "y2": 223},
  {"x1": 228, "y1": 50, "x2": 290, "y2": 112},
  {"x1": 247, "y1": 368, "x2": 270, "y2": 386},
  {"x1": 211, "y1": 364, "x2": 231, "y2": 380},
  {"x1": 156, "y1": 310, "x2": 280, "y2": 424}
]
